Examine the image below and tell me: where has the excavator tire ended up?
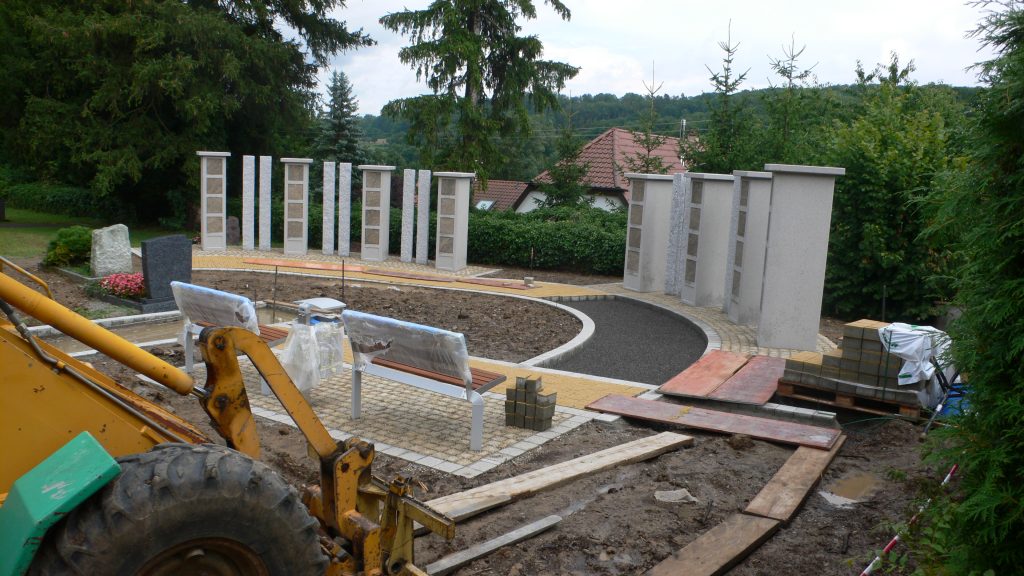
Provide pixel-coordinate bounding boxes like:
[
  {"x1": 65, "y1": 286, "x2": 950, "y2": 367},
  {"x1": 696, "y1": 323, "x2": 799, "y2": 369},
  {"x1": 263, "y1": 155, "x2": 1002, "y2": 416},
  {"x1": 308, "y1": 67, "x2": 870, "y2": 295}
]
[{"x1": 29, "y1": 443, "x2": 327, "y2": 576}]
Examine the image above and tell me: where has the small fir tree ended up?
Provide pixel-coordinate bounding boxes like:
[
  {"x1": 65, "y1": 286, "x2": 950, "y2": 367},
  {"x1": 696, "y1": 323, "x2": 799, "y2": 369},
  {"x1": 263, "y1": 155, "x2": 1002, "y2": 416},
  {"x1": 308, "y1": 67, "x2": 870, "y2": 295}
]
[
  {"x1": 314, "y1": 70, "x2": 366, "y2": 165},
  {"x1": 538, "y1": 111, "x2": 590, "y2": 208},
  {"x1": 621, "y1": 67, "x2": 670, "y2": 175}
]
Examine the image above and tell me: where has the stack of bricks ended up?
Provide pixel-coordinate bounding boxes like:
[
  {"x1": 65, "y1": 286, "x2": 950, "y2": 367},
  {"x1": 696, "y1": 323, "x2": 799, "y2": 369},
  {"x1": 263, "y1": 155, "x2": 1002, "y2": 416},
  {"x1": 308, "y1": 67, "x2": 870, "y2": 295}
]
[
  {"x1": 505, "y1": 377, "x2": 557, "y2": 431},
  {"x1": 780, "y1": 319, "x2": 921, "y2": 413}
]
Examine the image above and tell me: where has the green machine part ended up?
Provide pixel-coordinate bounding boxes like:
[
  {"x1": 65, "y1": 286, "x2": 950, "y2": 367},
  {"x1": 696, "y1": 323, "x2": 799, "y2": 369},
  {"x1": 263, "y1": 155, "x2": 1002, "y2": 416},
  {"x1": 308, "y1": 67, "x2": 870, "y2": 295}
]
[{"x1": 0, "y1": 431, "x2": 120, "y2": 576}]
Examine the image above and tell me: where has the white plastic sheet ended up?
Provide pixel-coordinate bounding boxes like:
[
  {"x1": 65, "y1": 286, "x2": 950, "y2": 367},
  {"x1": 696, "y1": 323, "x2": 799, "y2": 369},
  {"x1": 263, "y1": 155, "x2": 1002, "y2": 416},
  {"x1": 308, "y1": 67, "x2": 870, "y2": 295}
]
[
  {"x1": 314, "y1": 321, "x2": 345, "y2": 379},
  {"x1": 341, "y1": 309, "x2": 472, "y2": 385},
  {"x1": 879, "y1": 323, "x2": 955, "y2": 408},
  {"x1": 279, "y1": 322, "x2": 321, "y2": 399},
  {"x1": 171, "y1": 281, "x2": 260, "y2": 342}
]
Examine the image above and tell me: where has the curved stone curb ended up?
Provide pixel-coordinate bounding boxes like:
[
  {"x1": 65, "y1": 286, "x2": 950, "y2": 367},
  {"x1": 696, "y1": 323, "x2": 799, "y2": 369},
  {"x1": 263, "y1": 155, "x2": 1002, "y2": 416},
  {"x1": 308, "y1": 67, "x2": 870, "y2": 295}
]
[{"x1": 521, "y1": 301, "x2": 595, "y2": 367}]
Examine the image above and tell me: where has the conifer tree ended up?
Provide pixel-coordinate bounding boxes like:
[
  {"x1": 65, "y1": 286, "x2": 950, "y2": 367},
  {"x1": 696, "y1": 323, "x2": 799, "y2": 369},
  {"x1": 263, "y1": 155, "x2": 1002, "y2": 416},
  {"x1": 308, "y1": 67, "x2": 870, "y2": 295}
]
[{"x1": 314, "y1": 70, "x2": 366, "y2": 165}]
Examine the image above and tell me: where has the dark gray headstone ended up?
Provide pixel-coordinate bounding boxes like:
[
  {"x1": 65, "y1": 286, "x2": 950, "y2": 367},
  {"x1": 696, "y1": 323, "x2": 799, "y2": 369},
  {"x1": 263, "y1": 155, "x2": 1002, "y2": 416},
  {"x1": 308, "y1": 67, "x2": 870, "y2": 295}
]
[
  {"x1": 141, "y1": 234, "x2": 192, "y2": 303},
  {"x1": 226, "y1": 215, "x2": 241, "y2": 245}
]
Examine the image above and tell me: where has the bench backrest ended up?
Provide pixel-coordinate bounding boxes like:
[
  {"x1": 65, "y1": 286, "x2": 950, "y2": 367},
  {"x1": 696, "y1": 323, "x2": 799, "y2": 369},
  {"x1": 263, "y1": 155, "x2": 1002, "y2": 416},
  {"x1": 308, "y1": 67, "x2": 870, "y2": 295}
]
[
  {"x1": 170, "y1": 281, "x2": 260, "y2": 335},
  {"x1": 342, "y1": 310, "x2": 472, "y2": 385}
]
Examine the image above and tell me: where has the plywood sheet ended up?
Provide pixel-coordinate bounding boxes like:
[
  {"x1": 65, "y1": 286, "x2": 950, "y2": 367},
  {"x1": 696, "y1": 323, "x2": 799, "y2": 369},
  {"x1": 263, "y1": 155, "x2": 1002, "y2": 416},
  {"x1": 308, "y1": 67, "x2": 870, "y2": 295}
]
[
  {"x1": 658, "y1": 350, "x2": 750, "y2": 398},
  {"x1": 425, "y1": 432, "x2": 693, "y2": 518},
  {"x1": 646, "y1": 514, "x2": 780, "y2": 576},
  {"x1": 745, "y1": 435, "x2": 847, "y2": 523},
  {"x1": 586, "y1": 395, "x2": 840, "y2": 449},
  {"x1": 708, "y1": 356, "x2": 785, "y2": 405}
]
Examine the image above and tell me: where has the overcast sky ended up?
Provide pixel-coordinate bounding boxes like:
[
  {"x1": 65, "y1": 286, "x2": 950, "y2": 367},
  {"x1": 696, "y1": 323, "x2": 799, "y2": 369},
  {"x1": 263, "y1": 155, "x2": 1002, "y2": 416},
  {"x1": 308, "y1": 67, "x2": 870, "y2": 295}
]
[{"x1": 324, "y1": 0, "x2": 992, "y2": 116}]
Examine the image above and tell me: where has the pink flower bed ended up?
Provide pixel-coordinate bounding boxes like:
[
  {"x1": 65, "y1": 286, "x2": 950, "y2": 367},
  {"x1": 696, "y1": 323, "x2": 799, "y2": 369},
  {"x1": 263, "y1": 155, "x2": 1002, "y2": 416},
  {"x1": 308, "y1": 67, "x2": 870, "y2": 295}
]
[{"x1": 100, "y1": 272, "x2": 146, "y2": 300}]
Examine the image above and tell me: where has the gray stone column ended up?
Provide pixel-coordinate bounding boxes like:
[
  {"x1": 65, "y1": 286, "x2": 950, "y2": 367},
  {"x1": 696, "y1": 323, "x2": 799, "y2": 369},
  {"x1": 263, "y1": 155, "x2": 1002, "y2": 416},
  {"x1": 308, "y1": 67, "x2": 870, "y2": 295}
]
[
  {"x1": 242, "y1": 155, "x2": 256, "y2": 251},
  {"x1": 358, "y1": 165, "x2": 396, "y2": 261},
  {"x1": 400, "y1": 169, "x2": 415, "y2": 262},
  {"x1": 415, "y1": 169, "x2": 432, "y2": 264},
  {"x1": 322, "y1": 161, "x2": 336, "y2": 255},
  {"x1": 678, "y1": 173, "x2": 734, "y2": 307},
  {"x1": 433, "y1": 172, "x2": 474, "y2": 272},
  {"x1": 197, "y1": 151, "x2": 230, "y2": 251},
  {"x1": 757, "y1": 164, "x2": 845, "y2": 350},
  {"x1": 281, "y1": 158, "x2": 313, "y2": 256},
  {"x1": 623, "y1": 174, "x2": 674, "y2": 293},
  {"x1": 664, "y1": 173, "x2": 687, "y2": 296},
  {"x1": 338, "y1": 163, "x2": 352, "y2": 257},
  {"x1": 724, "y1": 170, "x2": 772, "y2": 325},
  {"x1": 258, "y1": 155, "x2": 272, "y2": 251}
]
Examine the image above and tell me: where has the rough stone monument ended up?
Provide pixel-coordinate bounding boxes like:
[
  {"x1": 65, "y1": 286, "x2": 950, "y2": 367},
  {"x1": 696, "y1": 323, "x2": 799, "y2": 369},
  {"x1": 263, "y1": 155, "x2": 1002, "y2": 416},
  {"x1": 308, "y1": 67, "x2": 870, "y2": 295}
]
[
  {"x1": 358, "y1": 165, "x2": 395, "y2": 262},
  {"x1": 434, "y1": 172, "x2": 474, "y2": 272},
  {"x1": 141, "y1": 234, "x2": 192, "y2": 312},
  {"x1": 757, "y1": 164, "x2": 845, "y2": 350},
  {"x1": 724, "y1": 170, "x2": 772, "y2": 326},
  {"x1": 400, "y1": 169, "x2": 415, "y2": 263},
  {"x1": 197, "y1": 151, "x2": 230, "y2": 251},
  {"x1": 90, "y1": 224, "x2": 133, "y2": 278},
  {"x1": 281, "y1": 158, "x2": 313, "y2": 256},
  {"x1": 226, "y1": 216, "x2": 241, "y2": 245},
  {"x1": 622, "y1": 173, "x2": 674, "y2": 293}
]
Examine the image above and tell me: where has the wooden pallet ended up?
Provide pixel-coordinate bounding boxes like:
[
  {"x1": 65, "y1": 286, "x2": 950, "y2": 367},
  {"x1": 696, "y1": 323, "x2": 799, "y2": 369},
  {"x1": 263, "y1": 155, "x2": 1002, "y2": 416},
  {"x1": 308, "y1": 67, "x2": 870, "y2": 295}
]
[{"x1": 776, "y1": 381, "x2": 920, "y2": 419}]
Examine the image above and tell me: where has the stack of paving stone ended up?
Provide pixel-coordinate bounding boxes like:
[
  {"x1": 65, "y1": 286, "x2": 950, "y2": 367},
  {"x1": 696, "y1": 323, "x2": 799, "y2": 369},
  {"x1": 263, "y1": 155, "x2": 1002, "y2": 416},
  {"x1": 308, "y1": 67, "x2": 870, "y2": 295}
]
[
  {"x1": 778, "y1": 319, "x2": 921, "y2": 417},
  {"x1": 505, "y1": 377, "x2": 557, "y2": 431}
]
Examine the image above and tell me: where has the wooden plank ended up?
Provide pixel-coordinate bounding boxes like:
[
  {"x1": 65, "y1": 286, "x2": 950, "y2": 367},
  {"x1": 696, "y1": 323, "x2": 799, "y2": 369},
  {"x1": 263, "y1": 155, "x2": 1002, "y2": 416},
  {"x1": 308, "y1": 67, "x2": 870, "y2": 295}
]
[
  {"x1": 658, "y1": 350, "x2": 750, "y2": 398},
  {"x1": 586, "y1": 395, "x2": 840, "y2": 449},
  {"x1": 371, "y1": 357, "x2": 504, "y2": 390},
  {"x1": 425, "y1": 432, "x2": 693, "y2": 517},
  {"x1": 745, "y1": 435, "x2": 847, "y2": 523},
  {"x1": 364, "y1": 269, "x2": 457, "y2": 282},
  {"x1": 708, "y1": 356, "x2": 785, "y2": 405},
  {"x1": 458, "y1": 277, "x2": 535, "y2": 290},
  {"x1": 646, "y1": 514, "x2": 780, "y2": 576},
  {"x1": 425, "y1": 515, "x2": 562, "y2": 575},
  {"x1": 242, "y1": 258, "x2": 366, "y2": 273}
]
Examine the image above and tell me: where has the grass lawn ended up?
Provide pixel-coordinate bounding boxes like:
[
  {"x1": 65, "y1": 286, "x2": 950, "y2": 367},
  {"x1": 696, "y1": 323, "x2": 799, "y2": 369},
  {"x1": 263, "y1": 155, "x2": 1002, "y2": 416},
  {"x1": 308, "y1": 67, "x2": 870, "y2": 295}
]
[{"x1": 0, "y1": 208, "x2": 188, "y2": 259}]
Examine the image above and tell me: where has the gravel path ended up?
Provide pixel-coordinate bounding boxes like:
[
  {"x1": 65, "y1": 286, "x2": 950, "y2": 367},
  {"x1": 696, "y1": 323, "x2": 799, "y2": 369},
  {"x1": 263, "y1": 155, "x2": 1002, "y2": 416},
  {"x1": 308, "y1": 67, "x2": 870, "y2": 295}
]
[{"x1": 546, "y1": 298, "x2": 707, "y2": 385}]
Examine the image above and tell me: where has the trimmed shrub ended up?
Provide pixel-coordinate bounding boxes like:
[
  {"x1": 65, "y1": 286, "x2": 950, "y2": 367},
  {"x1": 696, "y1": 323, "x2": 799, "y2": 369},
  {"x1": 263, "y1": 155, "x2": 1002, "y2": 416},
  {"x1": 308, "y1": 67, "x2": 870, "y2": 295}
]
[
  {"x1": 1, "y1": 182, "x2": 120, "y2": 221},
  {"x1": 43, "y1": 226, "x2": 92, "y2": 267}
]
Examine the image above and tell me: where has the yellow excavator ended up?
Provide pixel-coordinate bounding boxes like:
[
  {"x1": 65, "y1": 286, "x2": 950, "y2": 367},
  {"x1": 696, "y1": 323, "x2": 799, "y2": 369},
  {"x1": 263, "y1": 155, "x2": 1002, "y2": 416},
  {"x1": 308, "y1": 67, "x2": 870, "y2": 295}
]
[{"x1": 0, "y1": 258, "x2": 454, "y2": 576}]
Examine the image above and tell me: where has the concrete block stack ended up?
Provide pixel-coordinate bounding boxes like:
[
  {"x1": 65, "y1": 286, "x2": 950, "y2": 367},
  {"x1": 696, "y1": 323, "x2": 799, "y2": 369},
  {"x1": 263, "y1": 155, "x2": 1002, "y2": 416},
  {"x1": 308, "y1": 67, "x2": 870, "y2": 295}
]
[
  {"x1": 505, "y1": 377, "x2": 557, "y2": 431},
  {"x1": 780, "y1": 319, "x2": 921, "y2": 413}
]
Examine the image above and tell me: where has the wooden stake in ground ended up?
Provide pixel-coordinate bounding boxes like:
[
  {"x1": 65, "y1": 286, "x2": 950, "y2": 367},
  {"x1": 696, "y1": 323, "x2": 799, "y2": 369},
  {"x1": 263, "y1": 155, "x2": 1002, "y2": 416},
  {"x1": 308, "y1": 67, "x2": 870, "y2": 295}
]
[{"x1": 424, "y1": 515, "x2": 562, "y2": 575}]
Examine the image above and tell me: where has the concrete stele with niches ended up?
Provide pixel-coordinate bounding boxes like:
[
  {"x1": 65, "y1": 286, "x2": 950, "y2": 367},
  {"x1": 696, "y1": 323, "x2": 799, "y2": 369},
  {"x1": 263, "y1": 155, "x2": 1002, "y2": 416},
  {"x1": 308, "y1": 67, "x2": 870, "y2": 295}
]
[
  {"x1": 724, "y1": 170, "x2": 772, "y2": 325},
  {"x1": 358, "y1": 165, "x2": 395, "y2": 261},
  {"x1": 623, "y1": 173, "x2": 675, "y2": 293},
  {"x1": 757, "y1": 164, "x2": 845, "y2": 351},
  {"x1": 678, "y1": 173, "x2": 734, "y2": 307},
  {"x1": 434, "y1": 172, "x2": 474, "y2": 272},
  {"x1": 197, "y1": 151, "x2": 231, "y2": 251},
  {"x1": 281, "y1": 158, "x2": 313, "y2": 256}
]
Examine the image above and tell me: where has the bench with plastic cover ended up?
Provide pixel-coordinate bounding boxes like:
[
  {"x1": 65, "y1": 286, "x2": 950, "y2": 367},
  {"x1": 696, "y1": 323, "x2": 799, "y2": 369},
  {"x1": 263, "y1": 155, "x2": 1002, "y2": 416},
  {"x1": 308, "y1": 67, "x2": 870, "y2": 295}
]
[
  {"x1": 341, "y1": 310, "x2": 507, "y2": 451},
  {"x1": 170, "y1": 281, "x2": 288, "y2": 373}
]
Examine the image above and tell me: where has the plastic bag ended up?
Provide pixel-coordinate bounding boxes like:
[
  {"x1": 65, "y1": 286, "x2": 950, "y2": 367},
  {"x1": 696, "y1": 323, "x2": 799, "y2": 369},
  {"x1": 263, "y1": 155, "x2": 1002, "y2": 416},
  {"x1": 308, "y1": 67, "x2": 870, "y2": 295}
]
[
  {"x1": 879, "y1": 323, "x2": 955, "y2": 408},
  {"x1": 314, "y1": 321, "x2": 345, "y2": 379},
  {"x1": 279, "y1": 322, "x2": 321, "y2": 399}
]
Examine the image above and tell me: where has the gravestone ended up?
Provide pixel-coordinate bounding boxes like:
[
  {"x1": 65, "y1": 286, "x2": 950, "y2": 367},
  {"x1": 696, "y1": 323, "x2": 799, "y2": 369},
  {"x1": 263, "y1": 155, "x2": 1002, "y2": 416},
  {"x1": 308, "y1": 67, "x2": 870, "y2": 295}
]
[
  {"x1": 226, "y1": 216, "x2": 241, "y2": 245},
  {"x1": 90, "y1": 224, "x2": 132, "y2": 277},
  {"x1": 141, "y1": 235, "x2": 192, "y2": 312}
]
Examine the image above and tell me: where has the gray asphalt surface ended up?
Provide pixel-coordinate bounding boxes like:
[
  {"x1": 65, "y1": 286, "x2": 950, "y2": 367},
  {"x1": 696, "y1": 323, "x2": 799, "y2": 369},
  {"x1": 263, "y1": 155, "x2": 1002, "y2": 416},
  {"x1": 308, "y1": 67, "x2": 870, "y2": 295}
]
[{"x1": 545, "y1": 298, "x2": 707, "y2": 385}]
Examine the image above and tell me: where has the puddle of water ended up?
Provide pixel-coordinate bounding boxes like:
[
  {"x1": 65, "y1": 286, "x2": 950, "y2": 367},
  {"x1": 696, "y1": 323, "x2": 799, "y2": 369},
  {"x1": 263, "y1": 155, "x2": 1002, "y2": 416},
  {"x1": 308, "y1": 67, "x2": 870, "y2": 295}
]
[
  {"x1": 41, "y1": 307, "x2": 298, "y2": 354},
  {"x1": 830, "y1": 473, "x2": 881, "y2": 501}
]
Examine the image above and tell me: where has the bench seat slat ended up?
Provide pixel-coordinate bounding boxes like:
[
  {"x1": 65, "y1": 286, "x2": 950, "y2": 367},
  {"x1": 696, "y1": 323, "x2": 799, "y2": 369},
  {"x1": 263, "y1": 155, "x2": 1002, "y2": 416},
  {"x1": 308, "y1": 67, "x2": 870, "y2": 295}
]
[
  {"x1": 371, "y1": 357, "x2": 505, "y2": 391},
  {"x1": 196, "y1": 321, "x2": 289, "y2": 346}
]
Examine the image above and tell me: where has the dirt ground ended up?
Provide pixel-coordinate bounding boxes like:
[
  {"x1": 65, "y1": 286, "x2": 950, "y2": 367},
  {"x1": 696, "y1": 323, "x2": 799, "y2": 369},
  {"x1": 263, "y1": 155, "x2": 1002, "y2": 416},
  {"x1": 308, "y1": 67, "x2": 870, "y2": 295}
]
[{"x1": 7, "y1": 259, "x2": 932, "y2": 574}]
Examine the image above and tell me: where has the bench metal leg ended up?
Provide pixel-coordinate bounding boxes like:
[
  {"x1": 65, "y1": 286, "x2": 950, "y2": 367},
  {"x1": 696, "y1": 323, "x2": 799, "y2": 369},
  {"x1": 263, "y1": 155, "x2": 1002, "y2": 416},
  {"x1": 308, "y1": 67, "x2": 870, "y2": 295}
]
[
  {"x1": 470, "y1": 392, "x2": 484, "y2": 452},
  {"x1": 183, "y1": 328, "x2": 194, "y2": 373},
  {"x1": 352, "y1": 367, "x2": 362, "y2": 419}
]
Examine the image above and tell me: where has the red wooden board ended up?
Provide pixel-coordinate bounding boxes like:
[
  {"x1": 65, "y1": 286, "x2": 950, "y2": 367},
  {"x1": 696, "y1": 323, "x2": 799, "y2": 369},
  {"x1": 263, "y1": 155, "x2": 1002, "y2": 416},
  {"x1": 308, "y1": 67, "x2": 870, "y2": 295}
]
[
  {"x1": 586, "y1": 395, "x2": 840, "y2": 449},
  {"x1": 458, "y1": 278, "x2": 535, "y2": 290},
  {"x1": 364, "y1": 269, "x2": 457, "y2": 283},
  {"x1": 708, "y1": 356, "x2": 785, "y2": 405},
  {"x1": 242, "y1": 258, "x2": 366, "y2": 273},
  {"x1": 658, "y1": 350, "x2": 750, "y2": 398}
]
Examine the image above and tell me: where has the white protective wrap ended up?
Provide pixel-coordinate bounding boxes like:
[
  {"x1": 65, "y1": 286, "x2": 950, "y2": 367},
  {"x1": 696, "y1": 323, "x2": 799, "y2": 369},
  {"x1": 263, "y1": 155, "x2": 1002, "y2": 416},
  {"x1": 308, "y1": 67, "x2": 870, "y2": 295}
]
[
  {"x1": 341, "y1": 309, "x2": 472, "y2": 385},
  {"x1": 171, "y1": 281, "x2": 260, "y2": 343},
  {"x1": 879, "y1": 322, "x2": 955, "y2": 408},
  {"x1": 314, "y1": 321, "x2": 345, "y2": 379},
  {"x1": 280, "y1": 322, "x2": 321, "y2": 398}
]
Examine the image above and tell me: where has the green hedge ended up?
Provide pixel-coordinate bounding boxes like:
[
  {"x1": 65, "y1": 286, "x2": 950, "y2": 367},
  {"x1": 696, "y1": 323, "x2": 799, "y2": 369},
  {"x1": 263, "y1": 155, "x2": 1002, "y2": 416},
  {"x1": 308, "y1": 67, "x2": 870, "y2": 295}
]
[
  {"x1": 467, "y1": 206, "x2": 626, "y2": 274},
  {"x1": 0, "y1": 182, "x2": 122, "y2": 221}
]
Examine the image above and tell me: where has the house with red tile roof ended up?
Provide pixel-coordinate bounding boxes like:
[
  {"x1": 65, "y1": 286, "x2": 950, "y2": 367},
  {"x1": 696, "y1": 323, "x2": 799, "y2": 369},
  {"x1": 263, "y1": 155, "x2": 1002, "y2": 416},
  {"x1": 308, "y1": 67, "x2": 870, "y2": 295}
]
[
  {"x1": 471, "y1": 179, "x2": 529, "y2": 211},
  {"x1": 520, "y1": 127, "x2": 686, "y2": 212}
]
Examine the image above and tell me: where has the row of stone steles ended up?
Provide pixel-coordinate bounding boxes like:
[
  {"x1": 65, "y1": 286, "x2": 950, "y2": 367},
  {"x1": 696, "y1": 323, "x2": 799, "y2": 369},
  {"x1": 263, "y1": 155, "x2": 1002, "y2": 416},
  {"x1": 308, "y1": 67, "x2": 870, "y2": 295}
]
[
  {"x1": 196, "y1": 151, "x2": 478, "y2": 273},
  {"x1": 622, "y1": 164, "x2": 845, "y2": 352},
  {"x1": 505, "y1": 376, "x2": 557, "y2": 431}
]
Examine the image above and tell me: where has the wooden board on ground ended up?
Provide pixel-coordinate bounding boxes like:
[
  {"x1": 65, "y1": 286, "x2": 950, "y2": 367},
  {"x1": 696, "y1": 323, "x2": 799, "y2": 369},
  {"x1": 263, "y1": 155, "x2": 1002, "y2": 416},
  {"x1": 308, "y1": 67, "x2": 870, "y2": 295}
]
[
  {"x1": 658, "y1": 350, "x2": 750, "y2": 398},
  {"x1": 458, "y1": 277, "x2": 534, "y2": 290},
  {"x1": 425, "y1": 515, "x2": 562, "y2": 575},
  {"x1": 645, "y1": 513, "x2": 780, "y2": 576},
  {"x1": 586, "y1": 395, "x2": 840, "y2": 450},
  {"x1": 425, "y1": 432, "x2": 693, "y2": 518},
  {"x1": 708, "y1": 356, "x2": 785, "y2": 405},
  {"x1": 745, "y1": 435, "x2": 847, "y2": 524},
  {"x1": 242, "y1": 258, "x2": 365, "y2": 273},
  {"x1": 364, "y1": 269, "x2": 457, "y2": 283}
]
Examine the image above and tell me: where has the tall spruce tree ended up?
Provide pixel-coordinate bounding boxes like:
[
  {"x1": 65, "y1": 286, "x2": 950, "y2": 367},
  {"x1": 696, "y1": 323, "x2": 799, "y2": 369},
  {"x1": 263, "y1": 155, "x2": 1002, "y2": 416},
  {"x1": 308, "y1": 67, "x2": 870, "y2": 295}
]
[
  {"x1": 314, "y1": 70, "x2": 366, "y2": 165},
  {"x1": 380, "y1": 1, "x2": 579, "y2": 181}
]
